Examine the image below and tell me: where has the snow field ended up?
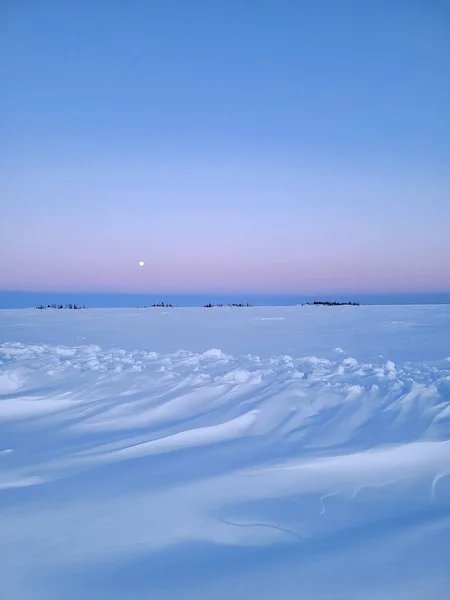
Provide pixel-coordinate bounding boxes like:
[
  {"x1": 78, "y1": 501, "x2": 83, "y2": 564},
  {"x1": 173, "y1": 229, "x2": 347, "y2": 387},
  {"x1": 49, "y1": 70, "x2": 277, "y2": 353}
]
[{"x1": 1, "y1": 306, "x2": 449, "y2": 599}]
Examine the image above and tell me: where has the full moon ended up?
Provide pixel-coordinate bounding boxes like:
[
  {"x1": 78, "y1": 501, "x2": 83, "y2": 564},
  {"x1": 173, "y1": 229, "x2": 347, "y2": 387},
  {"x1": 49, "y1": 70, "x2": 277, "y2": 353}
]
[{"x1": 138, "y1": 261, "x2": 145, "y2": 267}]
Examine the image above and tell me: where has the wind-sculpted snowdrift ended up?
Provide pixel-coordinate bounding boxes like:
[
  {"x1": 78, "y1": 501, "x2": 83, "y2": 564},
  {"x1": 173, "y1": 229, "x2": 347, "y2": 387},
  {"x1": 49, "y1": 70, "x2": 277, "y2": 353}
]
[{"x1": 1, "y1": 307, "x2": 450, "y2": 599}]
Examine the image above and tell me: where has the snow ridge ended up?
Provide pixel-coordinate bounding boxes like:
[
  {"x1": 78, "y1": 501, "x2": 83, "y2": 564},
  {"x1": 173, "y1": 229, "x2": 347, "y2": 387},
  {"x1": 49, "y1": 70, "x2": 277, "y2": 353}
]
[{"x1": 1, "y1": 332, "x2": 450, "y2": 599}]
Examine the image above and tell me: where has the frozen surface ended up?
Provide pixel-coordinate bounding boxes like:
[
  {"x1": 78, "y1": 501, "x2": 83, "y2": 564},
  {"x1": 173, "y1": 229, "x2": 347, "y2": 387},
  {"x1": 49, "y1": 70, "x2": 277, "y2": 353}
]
[{"x1": 1, "y1": 306, "x2": 449, "y2": 599}]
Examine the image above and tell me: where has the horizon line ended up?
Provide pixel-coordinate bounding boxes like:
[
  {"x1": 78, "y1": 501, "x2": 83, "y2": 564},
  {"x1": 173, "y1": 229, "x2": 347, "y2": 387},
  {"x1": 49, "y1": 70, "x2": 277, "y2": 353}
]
[{"x1": 2, "y1": 289, "x2": 450, "y2": 297}]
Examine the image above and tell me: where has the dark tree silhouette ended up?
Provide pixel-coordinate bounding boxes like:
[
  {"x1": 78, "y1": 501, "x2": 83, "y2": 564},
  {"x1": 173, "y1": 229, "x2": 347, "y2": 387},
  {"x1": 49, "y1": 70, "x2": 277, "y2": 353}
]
[
  {"x1": 36, "y1": 303, "x2": 87, "y2": 310},
  {"x1": 302, "y1": 301, "x2": 360, "y2": 307}
]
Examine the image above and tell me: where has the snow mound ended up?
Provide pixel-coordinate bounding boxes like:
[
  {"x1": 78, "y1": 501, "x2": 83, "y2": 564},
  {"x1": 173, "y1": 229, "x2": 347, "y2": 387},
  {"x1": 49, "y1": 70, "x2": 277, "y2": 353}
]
[{"x1": 201, "y1": 348, "x2": 231, "y2": 360}]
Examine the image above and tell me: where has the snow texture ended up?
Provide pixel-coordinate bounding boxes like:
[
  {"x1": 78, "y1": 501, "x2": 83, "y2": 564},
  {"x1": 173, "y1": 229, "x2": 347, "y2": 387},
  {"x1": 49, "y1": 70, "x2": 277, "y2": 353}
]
[{"x1": 1, "y1": 305, "x2": 450, "y2": 599}]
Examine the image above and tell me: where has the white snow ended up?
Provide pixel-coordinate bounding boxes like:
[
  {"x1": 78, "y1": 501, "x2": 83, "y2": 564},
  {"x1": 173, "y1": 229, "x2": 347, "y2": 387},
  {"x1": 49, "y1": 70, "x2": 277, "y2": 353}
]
[{"x1": 0, "y1": 305, "x2": 449, "y2": 599}]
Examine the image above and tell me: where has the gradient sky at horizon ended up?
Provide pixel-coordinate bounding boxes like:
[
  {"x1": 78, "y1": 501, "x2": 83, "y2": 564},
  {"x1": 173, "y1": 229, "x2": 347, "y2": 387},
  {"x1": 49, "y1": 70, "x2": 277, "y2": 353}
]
[{"x1": 1, "y1": 0, "x2": 449, "y2": 294}]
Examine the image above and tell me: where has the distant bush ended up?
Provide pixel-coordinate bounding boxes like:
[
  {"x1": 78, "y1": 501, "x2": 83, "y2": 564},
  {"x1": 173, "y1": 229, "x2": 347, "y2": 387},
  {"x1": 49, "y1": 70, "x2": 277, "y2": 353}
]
[
  {"x1": 136, "y1": 303, "x2": 174, "y2": 308},
  {"x1": 36, "y1": 304, "x2": 86, "y2": 310},
  {"x1": 302, "y1": 301, "x2": 360, "y2": 307},
  {"x1": 204, "y1": 302, "x2": 254, "y2": 308}
]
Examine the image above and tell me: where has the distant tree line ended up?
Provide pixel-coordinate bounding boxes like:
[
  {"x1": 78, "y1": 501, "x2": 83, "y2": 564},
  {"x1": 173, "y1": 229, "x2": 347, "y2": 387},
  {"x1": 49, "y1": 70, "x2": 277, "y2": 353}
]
[
  {"x1": 204, "y1": 302, "x2": 254, "y2": 308},
  {"x1": 137, "y1": 302, "x2": 174, "y2": 308},
  {"x1": 36, "y1": 304, "x2": 86, "y2": 310},
  {"x1": 302, "y1": 301, "x2": 360, "y2": 306}
]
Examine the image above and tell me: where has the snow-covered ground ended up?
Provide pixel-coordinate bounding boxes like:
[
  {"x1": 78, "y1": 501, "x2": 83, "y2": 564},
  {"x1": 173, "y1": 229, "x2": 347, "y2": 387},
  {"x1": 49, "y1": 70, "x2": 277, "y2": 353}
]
[{"x1": 1, "y1": 305, "x2": 449, "y2": 599}]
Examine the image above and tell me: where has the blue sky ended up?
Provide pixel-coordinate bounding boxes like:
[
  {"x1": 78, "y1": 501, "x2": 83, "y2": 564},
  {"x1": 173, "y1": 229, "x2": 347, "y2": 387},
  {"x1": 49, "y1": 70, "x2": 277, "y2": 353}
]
[{"x1": 1, "y1": 0, "x2": 449, "y2": 293}]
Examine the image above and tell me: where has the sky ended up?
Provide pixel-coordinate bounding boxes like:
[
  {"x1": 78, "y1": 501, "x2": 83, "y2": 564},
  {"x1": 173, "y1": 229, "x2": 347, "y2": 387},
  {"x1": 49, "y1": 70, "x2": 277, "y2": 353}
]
[{"x1": 1, "y1": 0, "x2": 449, "y2": 295}]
